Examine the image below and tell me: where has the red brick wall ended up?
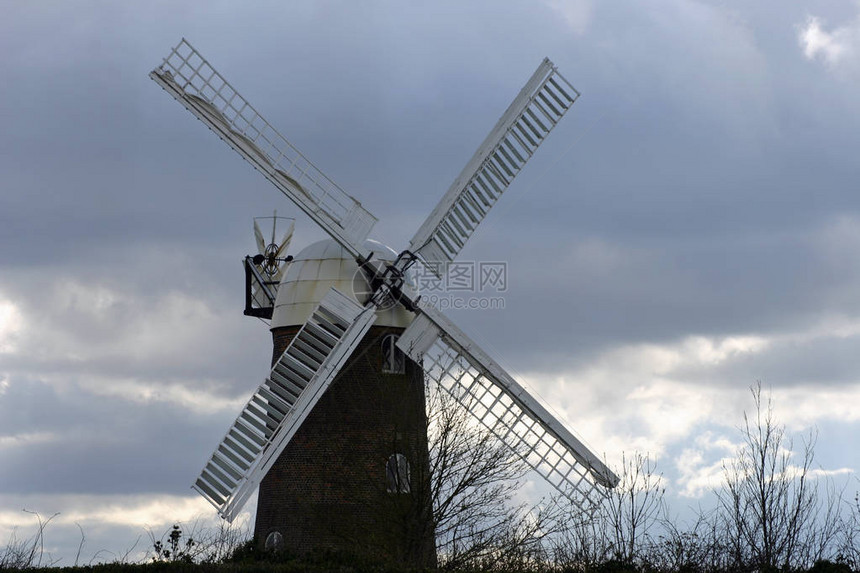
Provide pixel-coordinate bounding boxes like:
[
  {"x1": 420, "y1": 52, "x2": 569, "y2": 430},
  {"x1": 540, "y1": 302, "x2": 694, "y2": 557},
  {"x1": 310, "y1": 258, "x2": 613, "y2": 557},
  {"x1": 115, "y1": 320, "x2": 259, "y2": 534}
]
[{"x1": 254, "y1": 325, "x2": 436, "y2": 566}]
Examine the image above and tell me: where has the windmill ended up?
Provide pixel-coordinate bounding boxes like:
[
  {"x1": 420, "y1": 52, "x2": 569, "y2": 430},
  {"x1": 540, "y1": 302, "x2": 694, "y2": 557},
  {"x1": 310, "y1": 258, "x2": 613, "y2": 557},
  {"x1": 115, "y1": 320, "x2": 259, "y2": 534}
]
[{"x1": 150, "y1": 39, "x2": 619, "y2": 563}]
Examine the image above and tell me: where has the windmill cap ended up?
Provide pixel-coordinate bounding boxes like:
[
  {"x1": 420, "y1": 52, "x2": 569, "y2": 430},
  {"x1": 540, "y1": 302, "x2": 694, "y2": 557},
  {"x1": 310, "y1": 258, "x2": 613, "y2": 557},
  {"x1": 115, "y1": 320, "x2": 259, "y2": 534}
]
[{"x1": 271, "y1": 238, "x2": 416, "y2": 330}]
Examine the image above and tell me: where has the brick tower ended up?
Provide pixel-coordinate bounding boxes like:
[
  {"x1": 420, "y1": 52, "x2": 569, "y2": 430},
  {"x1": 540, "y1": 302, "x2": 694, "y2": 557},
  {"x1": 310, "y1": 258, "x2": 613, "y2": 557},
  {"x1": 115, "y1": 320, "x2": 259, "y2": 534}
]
[{"x1": 253, "y1": 239, "x2": 435, "y2": 566}]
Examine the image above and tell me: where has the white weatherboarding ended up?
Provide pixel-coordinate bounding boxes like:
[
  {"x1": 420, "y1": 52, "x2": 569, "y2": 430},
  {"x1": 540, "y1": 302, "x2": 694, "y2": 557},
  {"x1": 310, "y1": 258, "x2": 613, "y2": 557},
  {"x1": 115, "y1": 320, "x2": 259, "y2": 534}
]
[{"x1": 150, "y1": 38, "x2": 619, "y2": 523}]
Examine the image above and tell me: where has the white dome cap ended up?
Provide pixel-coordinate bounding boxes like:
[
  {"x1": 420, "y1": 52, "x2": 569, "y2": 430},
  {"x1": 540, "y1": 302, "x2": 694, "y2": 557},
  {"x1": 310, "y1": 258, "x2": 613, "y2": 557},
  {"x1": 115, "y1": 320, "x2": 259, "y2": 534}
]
[{"x1": 271, "y1": 238, "x2": 415, "y2": 329}]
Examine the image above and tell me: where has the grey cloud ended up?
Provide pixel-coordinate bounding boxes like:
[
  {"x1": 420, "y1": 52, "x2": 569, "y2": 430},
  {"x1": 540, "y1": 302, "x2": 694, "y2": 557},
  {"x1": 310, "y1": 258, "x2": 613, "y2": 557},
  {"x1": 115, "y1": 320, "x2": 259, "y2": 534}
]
[
  {"x1": 670, "y1": 333, "x2": 860, "y2": 389},
  {"x1": 0, "y1": 375, "x2": 231, "y2": 495}
]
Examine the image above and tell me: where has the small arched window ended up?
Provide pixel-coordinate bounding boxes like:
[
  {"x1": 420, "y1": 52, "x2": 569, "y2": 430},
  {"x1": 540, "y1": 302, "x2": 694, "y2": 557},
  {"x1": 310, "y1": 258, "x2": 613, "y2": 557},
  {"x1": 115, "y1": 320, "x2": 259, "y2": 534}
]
[
  {"x1": 381, "y1": 334, "x2": 406, "y2": 374},
  {"x1": 386, "y1": 453, "x2": 411, "y2": 493},
  {"x1": 264, "y1": 531, "x2": 284, "y2": 551}
]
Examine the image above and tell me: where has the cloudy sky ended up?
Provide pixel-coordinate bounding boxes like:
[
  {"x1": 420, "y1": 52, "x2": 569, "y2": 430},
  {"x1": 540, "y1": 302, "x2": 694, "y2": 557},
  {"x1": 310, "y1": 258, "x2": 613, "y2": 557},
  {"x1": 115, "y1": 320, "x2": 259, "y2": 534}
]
[{"x1": 2, "y1": 0, "x2": 860, "y2": 564}]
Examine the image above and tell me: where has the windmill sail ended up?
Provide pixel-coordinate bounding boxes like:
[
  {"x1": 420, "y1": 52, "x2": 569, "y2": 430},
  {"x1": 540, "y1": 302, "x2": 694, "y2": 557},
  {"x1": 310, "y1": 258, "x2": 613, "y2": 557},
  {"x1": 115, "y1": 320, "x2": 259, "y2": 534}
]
[
  {"x1": 150, "y1": 39, "x2": 377, "y2": 259},
  {"x1": 253, "y1": 220, "x2": 268, "y2": 256},
  {"x1": 409, "y1": 59, "x2": 579, "y2": 275},
  {"x1": 273, "y1": 218, "x2": 294, "y2": 259},
  {"x1": 397, "y1": 303, "x2": 617, "y2": 507},
  {"x1": 194, "y1": 288, "x2": 377, "y2": 521}
]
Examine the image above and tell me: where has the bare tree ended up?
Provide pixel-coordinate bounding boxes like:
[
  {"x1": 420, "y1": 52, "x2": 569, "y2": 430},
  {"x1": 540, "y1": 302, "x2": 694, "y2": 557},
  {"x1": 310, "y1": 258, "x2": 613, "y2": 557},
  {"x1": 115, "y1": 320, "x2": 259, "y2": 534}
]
[
  {"x1": 0, "y1": 510, "x2": 60, "y2": 569},
  {"x1": 605, "y1": 452, "x2": 665, "y2": 566},
  {"x1": 551, "y1": 452, "x2": 665, "y2": 570},
  {"x1": 550, "y1": 503, "x2": 614, "y2": 570},
  {"x1": 717, "y1": 383, "x2": 840, "y2": 571},
  {"x1": 833, "y1": 486, "x2": 860, "y2": 571},
  {"x1": 421, "y1": 380, "x2": 560, "y2": 569},
  {"x1": 654, "y1": 508, "x2": 730, "y2": 573}
]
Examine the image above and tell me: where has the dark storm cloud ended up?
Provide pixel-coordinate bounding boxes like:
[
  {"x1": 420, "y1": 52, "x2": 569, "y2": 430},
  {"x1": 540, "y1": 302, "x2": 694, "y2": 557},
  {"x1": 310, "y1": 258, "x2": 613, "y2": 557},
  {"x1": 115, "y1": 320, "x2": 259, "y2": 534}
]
[
  {"x1": 0, "y1": 249, "x2": 273, "y2": 389},
  {"x1": 0, "y1": 375, "x2": 231, "y2": 495},
  {"x1": 442, "y1": 208, "x2": 860, "y2": 375},
  {"x1": 431, "y1": 1, "x2": 860, "y2": 372}
]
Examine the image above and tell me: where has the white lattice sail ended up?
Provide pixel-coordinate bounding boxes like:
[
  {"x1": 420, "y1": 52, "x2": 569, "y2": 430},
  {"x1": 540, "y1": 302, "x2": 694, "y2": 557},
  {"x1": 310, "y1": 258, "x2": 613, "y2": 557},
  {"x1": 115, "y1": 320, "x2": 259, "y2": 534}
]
[
  {"x1": 398, "y1": 304, "x2": 618, "y2": 508},
  {"x1": 194, "y1": 288, "x2": 376, "y2": 521},
  {"x1": 410, "y1": 58, "x2": 579, "y2": 273},
  {"x1": 150, "y1": 38, "x2": 377, "y2": 259}
]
